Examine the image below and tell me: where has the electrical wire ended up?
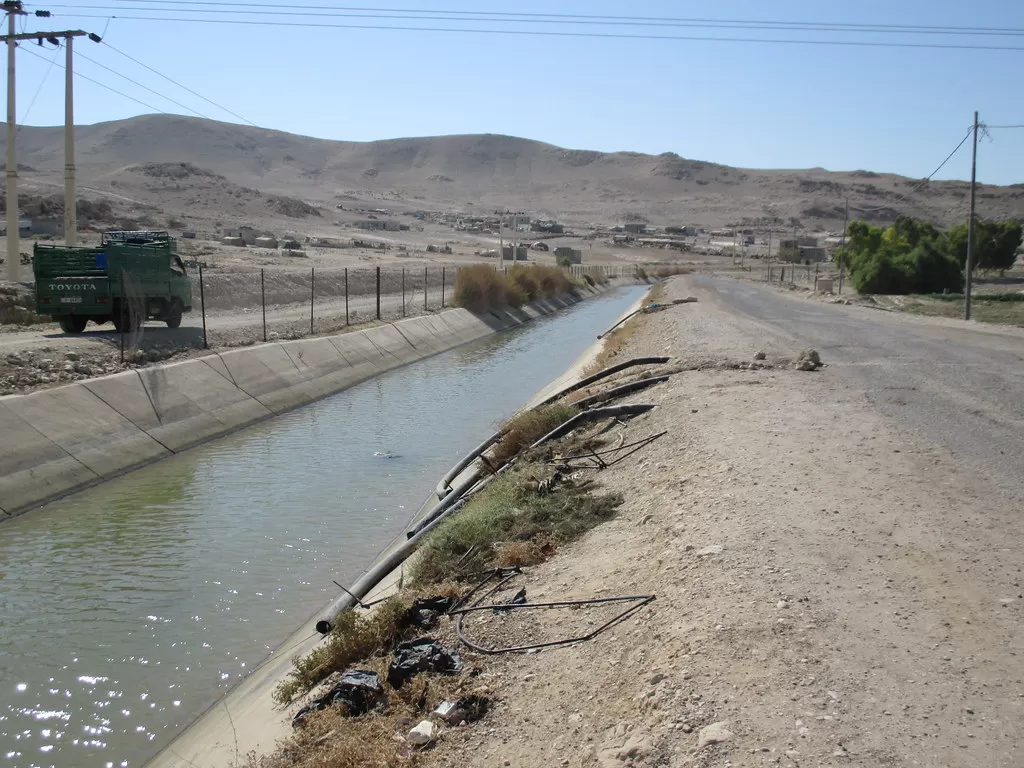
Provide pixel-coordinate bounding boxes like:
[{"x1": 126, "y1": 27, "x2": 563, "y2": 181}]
[
  {"x1": 849, "y1": 127, "x2": 975, "y2": 214},
  {"x1": 88, "y1": 1, "x2": 1024, "y2": 35},
  {"x1": 18, "y1": 41, "x2": 60, "y2": 128},
  {"x1": 73, "y1": 47, "x2": 214, "y2": 119},
  {"x1": 35, "y1": 4, "x2": 1024, "y2": 37},
  {"x1": 20, "y1": 42, "x2": 167, "y2": 114},
  {"x1": 35, "y1": 14, "x2": 1024, "y2": 51},
  {"x1": 99, "y1": 39, "x2": 258, "y2": 126}
]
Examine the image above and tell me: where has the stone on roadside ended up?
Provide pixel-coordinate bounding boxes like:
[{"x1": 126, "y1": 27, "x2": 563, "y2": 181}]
[
  {"x1": 407, "y1": 720, "x2": 436, "y2": 746},
  {"x1": 64, "y1": 352, "x2": 80, "y2": 361},
  {"x1": 695, "y1": 544, "x2": 724, "y2": 557},
  {"x1": 697, "y1": 722, "x2": 734, "y2": 750},
  {"x1": 794, "y1": 348, "x2": 823, "y2": 371},
  {"x1": 754, "y1": 351, "x2": 767, "y2": 360}
]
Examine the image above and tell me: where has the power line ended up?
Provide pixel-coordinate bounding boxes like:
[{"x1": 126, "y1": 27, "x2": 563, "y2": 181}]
[
  {"x1": 18, "y1": 41, "x2": 60, "y2": 126},
  {"x1": 87, "y1": 1, "x2": 1024, "y2": 35},
  {"x1": 35, "y1": 14, "x2": 1024, "y2": 51},
  {"x1": 73, "y1": 47, "x2": 214, "y2": 119},
  {"x1": 20, "y1": 42, "x2": 167, "y2": 114},
  {"x1": 99, "y1": 39, "x2": 257, "y2": 126},
  {"x1": 850, "y1": 127, "x2": 975, "y2": 214},
  {"x1": 985, "y1": 124, "x2": 1024, "y2": 129},
  {"x1": 34, "y1": 4, "x2": 1024, "y2": 37}
]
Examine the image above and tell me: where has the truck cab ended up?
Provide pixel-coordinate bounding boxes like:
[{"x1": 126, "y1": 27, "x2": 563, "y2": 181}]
[{"x1": 33, "y1": 231, "x2": 193, "y2": 333}]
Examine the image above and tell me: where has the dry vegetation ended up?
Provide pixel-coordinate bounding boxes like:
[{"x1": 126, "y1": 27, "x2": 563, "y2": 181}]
[
  {"x1": 486, "y1": 403, "x2": 577, "y2": 469},
  {"x1": 452, "y1": 265, "x2": 578, "y2": 313}
]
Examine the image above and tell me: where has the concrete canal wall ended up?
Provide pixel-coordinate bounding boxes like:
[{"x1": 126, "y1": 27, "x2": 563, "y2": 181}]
[{"x1": 0, "y1": 291, "x2": 602, "y2": 519}]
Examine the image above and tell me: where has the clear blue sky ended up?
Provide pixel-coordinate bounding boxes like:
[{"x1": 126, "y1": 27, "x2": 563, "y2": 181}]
[{"x1": 10, "y1": 0, "x2": 1024, "y2": 184}]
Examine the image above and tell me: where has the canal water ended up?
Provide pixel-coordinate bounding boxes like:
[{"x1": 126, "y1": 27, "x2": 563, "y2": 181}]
[{"x1": 0, "y1": 286, "x2": 646, "y2": 768}]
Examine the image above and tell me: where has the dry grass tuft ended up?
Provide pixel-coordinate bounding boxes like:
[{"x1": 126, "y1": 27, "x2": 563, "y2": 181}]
[{"x1": 488, "y1": 403, "x2": 577, "y2": 469}]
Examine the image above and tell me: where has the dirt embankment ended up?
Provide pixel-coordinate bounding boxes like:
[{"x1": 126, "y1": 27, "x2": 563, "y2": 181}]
[{"x1": 407, "y1": 275, "x2": 1022, "y2": 768}]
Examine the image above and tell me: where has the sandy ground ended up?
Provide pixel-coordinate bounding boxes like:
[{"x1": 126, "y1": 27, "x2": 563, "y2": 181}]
[{"x1": 415, "y1": 274, "x2": 1024, "y2": 768}]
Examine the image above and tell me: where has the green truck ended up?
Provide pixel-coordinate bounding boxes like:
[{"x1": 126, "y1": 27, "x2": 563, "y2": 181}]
[{"x1": 33, "y1": 231, "x2": 193, "y2": 334}]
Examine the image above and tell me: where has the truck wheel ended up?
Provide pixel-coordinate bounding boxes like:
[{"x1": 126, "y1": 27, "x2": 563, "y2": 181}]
[
  {"x1": 165, "y1": 300, "x2": 183, "y2": 329},
  {"x1": 59, "y1": 316, "x2": 88, "y2": 334}
]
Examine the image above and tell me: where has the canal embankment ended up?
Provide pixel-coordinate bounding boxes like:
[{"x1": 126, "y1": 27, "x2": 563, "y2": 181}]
[{"x1": 0, "y1": 286, "x2": 621, "y2": 519}]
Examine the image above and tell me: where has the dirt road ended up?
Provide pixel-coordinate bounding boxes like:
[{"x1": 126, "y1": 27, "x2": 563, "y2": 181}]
[{"x1": 428, "y1": 274, "x2": 1024, "y2": 768}]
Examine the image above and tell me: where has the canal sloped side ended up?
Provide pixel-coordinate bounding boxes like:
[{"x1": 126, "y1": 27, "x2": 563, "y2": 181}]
[{"x1": 0, "y1": 289, "x2": 610, "y2": 519}]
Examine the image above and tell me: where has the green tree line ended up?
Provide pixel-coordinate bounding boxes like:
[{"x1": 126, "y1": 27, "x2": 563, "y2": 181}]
[{"x1": 837, "y1": 217, "x2": 1022, "y2": 294}]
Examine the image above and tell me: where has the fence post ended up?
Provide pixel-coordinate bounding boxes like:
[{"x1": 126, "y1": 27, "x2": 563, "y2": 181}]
[
  {"x1": 261, "y1": 268, "x2": 266, "y2": 342},
  {"x1": 814, "y1": 262, "x2": 819, "y2": 291},
  {"x1": 310, "y1": 266, "x2": 315, "y2": 335},
  {"x1": 198, "y1": 262, "x2": 208, "y2": 350},
  {"x1": 441, "y1": 266, "x2": 446, "y2": 308},
  {"x1": 424, "y1": 265, "x2": 428, "y2": 311},
  {"x1": 376, "y1": 266, "x2": 381, "y2": 320},
  {"x1": 344, "y1": 267, "x2": 349, "y2": 326},
  {"x1": 120, "y1": 268, "x2": 126, "y2": 363},
  {"x1": 402, "y1": 267, "x2": 406, "y2": 317}
]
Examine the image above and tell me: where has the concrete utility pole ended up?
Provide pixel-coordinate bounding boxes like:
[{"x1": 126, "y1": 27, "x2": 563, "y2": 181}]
[
  {"x1": 965, "y1": 111, "x2": 979, "y2": 321},
  {"x1": 838, "y1": 197, "x2": 849, "y2": 294},
  {"x1": 5, "y1": 3, "x2": 20, "y2": 282},
  {"x1": 64, "y1": 33, "x2": 75, "y2": 244},
  {"x1": 2, "y1": 12, "x2": 93, "y2": 278}
]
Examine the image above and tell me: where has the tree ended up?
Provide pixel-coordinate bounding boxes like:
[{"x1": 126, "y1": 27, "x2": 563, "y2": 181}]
[{"x1": 948, "y1": 220, "x2": 1022, "y2": 274}]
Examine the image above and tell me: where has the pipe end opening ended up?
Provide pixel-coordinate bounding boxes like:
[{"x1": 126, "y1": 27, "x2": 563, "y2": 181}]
[{"x1": 315, "y1": 620, "x2": 331, "y2": 635}]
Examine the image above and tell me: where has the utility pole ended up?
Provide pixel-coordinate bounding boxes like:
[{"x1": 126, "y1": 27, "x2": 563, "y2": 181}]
[
  {"x1": 64, "y1": 33, "x2": 75, "y2": 244},
  {"x1": 5, "y1": 1, "x2": 22, "y2": 282},
  {"x1": 965, "y1": 111, "x2": 979, "y2": 321},
  {"x1": 1, "y1": 5, "x2": 96, "y2": 278},
  {"x1": 838, "y1": 197, "x2": 849, "y2": 294}
]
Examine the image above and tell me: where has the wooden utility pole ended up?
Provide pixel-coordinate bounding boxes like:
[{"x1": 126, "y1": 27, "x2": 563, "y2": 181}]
[
  {"x1": 965, "y1": 111, "x2": 979, "y2": 321},
  {"x1": 838, "y1": 197, "x2": 849, "y2": 294}
]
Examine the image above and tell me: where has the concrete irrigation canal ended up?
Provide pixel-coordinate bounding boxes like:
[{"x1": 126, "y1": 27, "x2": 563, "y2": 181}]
[{"x1": 0, "y1": 285, "x2": 647, "y2": 768}]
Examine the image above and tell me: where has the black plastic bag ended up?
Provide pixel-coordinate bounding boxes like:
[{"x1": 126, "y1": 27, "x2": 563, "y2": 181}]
[
  {"x1": 387, "y1": 637, "x2": 463, "y2": 689},
  {"x1": 291, "y1": 669, "x2": 384, "y2": 727}
]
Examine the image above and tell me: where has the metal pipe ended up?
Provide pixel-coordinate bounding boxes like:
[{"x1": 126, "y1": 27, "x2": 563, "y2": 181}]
[{"x1": 538, "y1": 357, "x2": 669, "y2": 406}]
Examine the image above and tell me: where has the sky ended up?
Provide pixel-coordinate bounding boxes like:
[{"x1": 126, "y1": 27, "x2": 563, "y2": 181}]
[{"x1": 7, "y1": 0, "x2": 1024, "y2": 184}]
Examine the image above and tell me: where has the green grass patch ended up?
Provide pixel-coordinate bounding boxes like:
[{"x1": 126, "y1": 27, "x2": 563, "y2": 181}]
[
  {"x1": 900, "y1": 295, "x2": 1024, "y2": 325},
  {"x1": 411, "y1": 460, "x2": 623, "y2": 586}
]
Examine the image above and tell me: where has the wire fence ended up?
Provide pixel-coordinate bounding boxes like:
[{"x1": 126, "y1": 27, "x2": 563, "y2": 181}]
[{"x1": 107, "y1": 261, "x2": 639, "y2": 356}]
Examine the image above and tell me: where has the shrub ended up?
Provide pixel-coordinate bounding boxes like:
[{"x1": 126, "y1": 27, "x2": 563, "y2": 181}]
[
  {"x1": 507, "y1": 264, "x2": 541, "y2": 301},
  {"x1": 453, "y1": 264, "x2": 577, "y2": 313},
  {"x1": 452, "y1": 265, "x2": 523, "y2": 313},
  {"x1": 411, "y1": 460, "x2": 622, "y2": 585}
]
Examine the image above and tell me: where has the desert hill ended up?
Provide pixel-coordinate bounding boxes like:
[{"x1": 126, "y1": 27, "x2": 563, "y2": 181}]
[{"x1": 2, "y1": 114, "x2": 1022, "y2": 231}]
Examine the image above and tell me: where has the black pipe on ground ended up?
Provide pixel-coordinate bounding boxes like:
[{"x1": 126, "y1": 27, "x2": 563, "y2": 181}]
[
  {"x1": 573, "y1": 376, "x2": 670, "y2": 409},
  {"x1": 528, "y1": 403, "x2": 657, "y2": 449},
  {"x1": 538, "y1": 357, "x2": 669, "y2": 407}
]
